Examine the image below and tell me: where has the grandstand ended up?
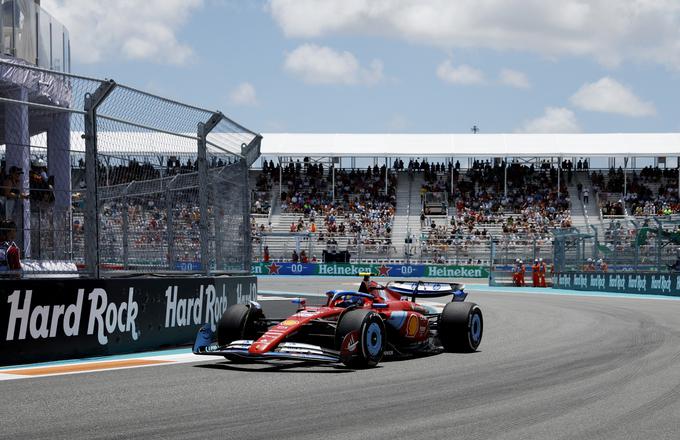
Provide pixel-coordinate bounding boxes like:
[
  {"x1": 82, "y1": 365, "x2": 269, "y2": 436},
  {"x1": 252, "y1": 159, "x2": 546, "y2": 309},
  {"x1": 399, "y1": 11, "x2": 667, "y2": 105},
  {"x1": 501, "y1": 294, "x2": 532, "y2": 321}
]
[{"x1": 246, "y1": 133, "x2": 680, "y2": 269}]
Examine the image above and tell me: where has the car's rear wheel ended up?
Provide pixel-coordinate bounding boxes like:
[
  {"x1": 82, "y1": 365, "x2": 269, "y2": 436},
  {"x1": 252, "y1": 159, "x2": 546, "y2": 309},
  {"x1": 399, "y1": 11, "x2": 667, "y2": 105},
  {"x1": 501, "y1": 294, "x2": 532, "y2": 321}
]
[
  {"x1": 438, "y1": 302, "x2": 483, "y2": 352},
  {"x1": 217, "y1": 304, "x2": 263, "y2": 347},
  {"x1": 335, "y1": 309, "x2": 385, "y2": 368}
]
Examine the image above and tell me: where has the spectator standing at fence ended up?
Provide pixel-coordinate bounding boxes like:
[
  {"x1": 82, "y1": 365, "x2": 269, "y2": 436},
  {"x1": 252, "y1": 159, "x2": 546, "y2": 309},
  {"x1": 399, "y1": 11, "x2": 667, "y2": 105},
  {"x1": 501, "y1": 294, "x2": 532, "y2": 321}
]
[
  {"x1": 584, "y1": 258, "x2": 596, "y2": 272},
  {"x1": 538, "y1": 258, "x2": 547, "y2": 287},
  {"x1": 669, "y1": 250, "x2": 680, "y2": 272},
  {"x1": 512, "y1": 259, "x2": 521, "y2": 286},
  {"x1": 532, "y1": 259, "x2": 540, "y2": 287},
  {"x1": 598, "y1": 258, "x2": 608, "y2": 272},
  {"x1": 263, "y1": 246, "x2": 270, "y2": 262},
  {"x1": 291, "y1": 250, "x2": 299, "y2": 263},
  {"x1": 583, "y1": 188, "x2": 589, "y2": 205},
  {"x1": 1, "y1": 166, "x2": 26, "y2": 219}
]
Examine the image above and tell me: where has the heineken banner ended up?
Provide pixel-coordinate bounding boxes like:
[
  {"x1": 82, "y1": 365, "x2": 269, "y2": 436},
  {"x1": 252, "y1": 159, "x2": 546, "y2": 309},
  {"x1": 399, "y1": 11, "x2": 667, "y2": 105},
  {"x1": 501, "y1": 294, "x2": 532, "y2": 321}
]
[
  {"x1": 553, "y1": 272, "x2": 680, "y2": 296},
  {"x1": 252, "y1": 262, "x2": 488, "y2": 278}
]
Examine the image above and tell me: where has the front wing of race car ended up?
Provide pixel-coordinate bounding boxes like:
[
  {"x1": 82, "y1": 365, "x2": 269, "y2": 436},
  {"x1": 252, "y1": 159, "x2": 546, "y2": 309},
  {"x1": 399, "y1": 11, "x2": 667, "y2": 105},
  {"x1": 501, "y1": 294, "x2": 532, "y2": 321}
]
[{"x1": 192, "y1": 324, "x2": 341, "y2": 363}]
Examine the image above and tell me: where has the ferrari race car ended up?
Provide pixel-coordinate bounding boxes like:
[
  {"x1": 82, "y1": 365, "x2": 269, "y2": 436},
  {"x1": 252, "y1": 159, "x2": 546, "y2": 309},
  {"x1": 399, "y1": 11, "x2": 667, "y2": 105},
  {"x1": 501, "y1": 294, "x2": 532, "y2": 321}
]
[{"x1": 193, "y1": 280, "x2": 483, "y2": 368}]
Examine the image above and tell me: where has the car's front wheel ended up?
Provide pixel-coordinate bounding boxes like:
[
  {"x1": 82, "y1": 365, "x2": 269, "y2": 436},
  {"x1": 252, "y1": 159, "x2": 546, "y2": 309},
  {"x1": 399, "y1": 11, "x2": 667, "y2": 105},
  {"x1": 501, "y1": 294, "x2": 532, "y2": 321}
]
[
  {"x1": 217, "y1": 304, "x2": 263, "y2": 347},
  {"x1": 335, "y1": 309, "x2": 385, "y2": 368}
]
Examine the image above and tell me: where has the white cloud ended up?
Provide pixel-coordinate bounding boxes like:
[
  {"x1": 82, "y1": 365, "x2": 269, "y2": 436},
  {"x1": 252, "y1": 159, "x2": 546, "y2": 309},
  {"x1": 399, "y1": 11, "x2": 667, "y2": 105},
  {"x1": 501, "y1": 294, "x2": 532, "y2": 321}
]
[
  {"x1": 499, "y1": 68, "x2": 530, "y2": 89},
  {"x1": 268, "y1": 0, "x2": 680, "y2": 70},
  {"x1": 43, "y1": 0, "x2": 203, "y2": 64},
  {"x1": 283, "y1": 44, "x2": 384, "y2": 85},
  {"x1": 436, "y1": 60, "x2": 485, "y2": 85},
  {"x1": 229, "y1": 82, "x2": 258, "y2": 106},
  {"x1": 517, "y1": 107, "x2": 581, "y2": 133},
  {"x1": 569, "y1": 77, "x2": 656, "y2": 117}
]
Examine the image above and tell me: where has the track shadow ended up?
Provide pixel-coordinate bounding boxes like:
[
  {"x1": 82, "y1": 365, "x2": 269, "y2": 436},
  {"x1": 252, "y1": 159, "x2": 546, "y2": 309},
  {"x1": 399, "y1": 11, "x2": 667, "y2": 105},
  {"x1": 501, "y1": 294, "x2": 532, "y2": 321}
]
[{"x1": 194, "y1": 360, "x2": 355, "y2": 374}]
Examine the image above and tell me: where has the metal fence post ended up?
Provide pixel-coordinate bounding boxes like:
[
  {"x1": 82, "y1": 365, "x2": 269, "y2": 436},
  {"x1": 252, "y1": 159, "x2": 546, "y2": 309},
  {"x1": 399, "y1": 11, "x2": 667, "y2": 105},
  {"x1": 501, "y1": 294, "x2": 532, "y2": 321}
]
[
  {"x1": 197, "y1": 112, "x2": 224, "y2": 275},
  {"x1": 83, "y1": 79, "x2": 116, "y2": 278},
  {"x1": 122, "y1": 182, "x2": 132, "y2": 270},
  {"x1": 241, "y1": 157, "x2": 252, "y2": 271},
  {"x1": 197, "y1": 122, "x2": 210, "y2": 275},
  {"x1": 166, "y1": 175, "x2": 177, "y2": 270},
  {"x1": 213, "y1": 168, "x2": 224, "y2": 271},
  {"x1": 241, "y1": 136, "x2": 262, "y2": 272}
]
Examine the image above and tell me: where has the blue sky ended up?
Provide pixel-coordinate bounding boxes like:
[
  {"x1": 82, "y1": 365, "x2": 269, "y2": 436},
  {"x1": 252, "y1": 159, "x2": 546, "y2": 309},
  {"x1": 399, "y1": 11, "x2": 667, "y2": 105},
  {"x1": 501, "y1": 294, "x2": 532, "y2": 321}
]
[{"x1": 45, "y1": 0, "x2": 680, "y2": 134}]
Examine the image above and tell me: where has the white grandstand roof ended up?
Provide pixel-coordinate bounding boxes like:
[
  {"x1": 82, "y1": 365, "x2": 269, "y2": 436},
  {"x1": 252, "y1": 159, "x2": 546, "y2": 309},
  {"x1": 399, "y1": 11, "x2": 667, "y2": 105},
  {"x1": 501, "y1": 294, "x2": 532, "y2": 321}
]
[
  {"x1": 260, "y1": 133, "x2": 680, "y2": 157},
  {"x1": 24, "y1": 131, "x2": 255, "y2": 157}
]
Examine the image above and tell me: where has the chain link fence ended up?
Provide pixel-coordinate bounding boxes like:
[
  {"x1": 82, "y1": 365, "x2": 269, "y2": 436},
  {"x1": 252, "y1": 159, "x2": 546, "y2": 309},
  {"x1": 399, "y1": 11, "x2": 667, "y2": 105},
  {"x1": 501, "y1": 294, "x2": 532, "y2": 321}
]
[
  {"x1": 0, "y1": 59, "x2": 259, "y2": 277},
  {"x1": 553, "y1": 218, "x2": 680, "y2": 273}
]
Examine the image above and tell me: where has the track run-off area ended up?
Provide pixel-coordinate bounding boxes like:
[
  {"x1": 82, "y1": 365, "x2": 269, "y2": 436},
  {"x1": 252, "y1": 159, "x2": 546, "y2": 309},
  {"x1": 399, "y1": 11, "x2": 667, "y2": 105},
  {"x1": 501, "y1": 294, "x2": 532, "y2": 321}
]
[{"x1": 3, "y1": 277, "x2": 680, "y2": 440}]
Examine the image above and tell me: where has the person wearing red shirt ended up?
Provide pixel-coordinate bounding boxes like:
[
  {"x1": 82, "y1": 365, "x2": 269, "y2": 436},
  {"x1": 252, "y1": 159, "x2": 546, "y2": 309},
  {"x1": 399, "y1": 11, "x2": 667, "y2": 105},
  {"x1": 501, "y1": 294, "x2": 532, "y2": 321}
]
[
  {"x1": 538, "y1": 258, "x2": 547, "y2": 287},
  {"x1": 532, "y1": 259, "x2": 540, "y2": 287}
]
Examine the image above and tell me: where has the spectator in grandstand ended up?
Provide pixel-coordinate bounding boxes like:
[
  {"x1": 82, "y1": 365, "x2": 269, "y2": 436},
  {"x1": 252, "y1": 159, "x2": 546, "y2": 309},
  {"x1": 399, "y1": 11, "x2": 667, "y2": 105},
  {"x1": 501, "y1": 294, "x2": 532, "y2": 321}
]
[{"x1": 583, "y1": 188, "x2": 589, "y2": 205}]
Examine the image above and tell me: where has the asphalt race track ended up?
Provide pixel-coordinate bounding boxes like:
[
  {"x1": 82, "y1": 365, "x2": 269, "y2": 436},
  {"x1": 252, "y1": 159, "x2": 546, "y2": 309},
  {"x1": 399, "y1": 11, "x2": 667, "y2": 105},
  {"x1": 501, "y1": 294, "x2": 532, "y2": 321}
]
[{"x1": 3, "y1": 277, "x2": 680, "y2": 440}]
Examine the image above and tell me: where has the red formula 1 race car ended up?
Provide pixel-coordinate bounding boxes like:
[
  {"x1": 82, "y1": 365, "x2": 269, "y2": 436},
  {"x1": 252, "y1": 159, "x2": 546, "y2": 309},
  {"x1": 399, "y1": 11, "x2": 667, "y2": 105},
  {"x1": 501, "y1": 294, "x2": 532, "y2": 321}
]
[{"x1": 193, "y1": 279, "x2": 483, "y2": 368}]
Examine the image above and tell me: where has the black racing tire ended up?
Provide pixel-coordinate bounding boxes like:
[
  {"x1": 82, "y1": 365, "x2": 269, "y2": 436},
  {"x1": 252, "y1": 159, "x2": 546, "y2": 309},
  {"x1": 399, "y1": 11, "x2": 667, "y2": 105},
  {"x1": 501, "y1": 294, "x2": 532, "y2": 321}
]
[
  {"x1": 217, "y1": 304, "x2": 263, "y2": 347},
  {"x1": 438, "y1": 302, "x2": 483, "y2": 352},
  {"x1": 335, "y1": 309, "x2": 385, "y2": 368}
]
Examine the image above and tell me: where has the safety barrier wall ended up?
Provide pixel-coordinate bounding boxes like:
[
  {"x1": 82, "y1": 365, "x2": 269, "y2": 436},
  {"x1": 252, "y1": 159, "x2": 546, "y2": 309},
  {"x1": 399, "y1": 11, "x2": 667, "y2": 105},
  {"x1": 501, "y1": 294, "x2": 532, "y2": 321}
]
[
  {"x1": 251, "y1": 262, "x2": 488, "y2": 278},
  {"x1": 552, "y1": 272, "x2": 680, "y2": 296},
  {"x1": 0, "y1": 276, "x2": 257, "y2": 366}
]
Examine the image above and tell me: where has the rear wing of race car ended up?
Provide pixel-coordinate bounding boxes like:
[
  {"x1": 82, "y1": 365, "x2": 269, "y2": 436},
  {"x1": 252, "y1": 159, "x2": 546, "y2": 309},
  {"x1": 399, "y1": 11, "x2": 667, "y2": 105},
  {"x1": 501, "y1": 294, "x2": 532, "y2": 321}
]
[{"x1": 386, "y1": 280, "x2": 467, "y2": 302}]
